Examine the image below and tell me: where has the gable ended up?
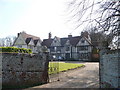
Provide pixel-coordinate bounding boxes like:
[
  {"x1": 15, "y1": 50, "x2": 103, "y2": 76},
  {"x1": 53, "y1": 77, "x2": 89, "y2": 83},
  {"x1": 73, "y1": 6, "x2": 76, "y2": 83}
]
[
  {"x1": 14, "y1": 34, "x2": 26, "y2": 45},
  {"x1": 65, "y1": 40, "x2": 71, "y2": 46},
  {"x1": 77, "y1": 37, "x2": 90, "y2": 46},
  {"x1": 60, "y1": 38, "x2": 68, "y2": 46},
  {"x1": 36, "y1": 40, "x2": 41, "y2": 46},
  {"x1": 28, "y1": 39, "x2": 34, "y2": 46},
  {"x1": 51, "y1": 37, "x2": 61, "y2": 46}
]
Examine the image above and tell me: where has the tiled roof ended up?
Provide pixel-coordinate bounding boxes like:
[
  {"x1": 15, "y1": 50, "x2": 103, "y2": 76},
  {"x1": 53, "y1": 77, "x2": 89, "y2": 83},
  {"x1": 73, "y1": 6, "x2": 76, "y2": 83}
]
[
  {"x1": 60, "y1": 36, "x2": 82, "y2": 46},
  {"x1": 70, "y1": 36, "x2": 81, "y2": 46},
  {"x1": 42, "y1": 32, "x2": 92, "y2": 47},
  {"x1": 42, "y1": 39, "x2": 53, "y2": 47},
  {"x1": 21, "y1": 32, "x2": 42, "y2": 45},
  {"x1": 60, "y1": 38, "x2": 68, "y2": 46},
  {"x1": 42, "y1": 36, "x2": 82, "y2": 47},
  {"x1": 22, "y1": 32, "x2": 40, "y2": 40}
]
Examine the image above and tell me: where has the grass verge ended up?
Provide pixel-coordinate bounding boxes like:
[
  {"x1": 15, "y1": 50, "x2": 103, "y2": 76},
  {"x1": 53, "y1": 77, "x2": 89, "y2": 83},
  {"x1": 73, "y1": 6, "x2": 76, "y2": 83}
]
[{"x1": 49, "y1": 62, "x2": 84, "y2": 74}]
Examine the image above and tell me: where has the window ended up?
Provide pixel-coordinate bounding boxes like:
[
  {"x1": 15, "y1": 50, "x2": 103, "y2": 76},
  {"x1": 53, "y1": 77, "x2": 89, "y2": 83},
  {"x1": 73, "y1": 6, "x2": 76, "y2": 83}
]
[
  {"x1": 66, "y1": 46, "x2": 70, "y2": 51},
  {"x1": 77, "y1": 46, "x2": 88, "y2": 51},
  {"x1": 18, "y1": 45, "x2": 22, "y2": 48},
  {"x1": 81, "y1": 40, "x2": 85, "y2": 43},
  {"x1": 54, "y1": 40, "x2": 57, "y2": 43},
  {"x1": 80, "y1": 53, "x2": 89, "y2": 59},
  {"x1": 57, "y1": 47, "x2": 61, "y2": 52},
  {"x1": 50, "y1": 47, "x2": 54, "y2": 52}
]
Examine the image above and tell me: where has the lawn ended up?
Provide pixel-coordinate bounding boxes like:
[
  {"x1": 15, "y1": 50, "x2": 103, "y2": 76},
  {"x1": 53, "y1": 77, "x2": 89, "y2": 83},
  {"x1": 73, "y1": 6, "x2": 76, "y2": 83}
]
[{"x1": 49, "y1": 62, "x2": 84, "y2": 74}]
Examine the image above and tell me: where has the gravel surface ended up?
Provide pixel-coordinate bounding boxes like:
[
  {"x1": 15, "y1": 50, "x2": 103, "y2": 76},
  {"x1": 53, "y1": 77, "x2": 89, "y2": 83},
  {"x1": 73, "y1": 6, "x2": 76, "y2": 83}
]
[{"x1": 25, "y1": 62, "x2": 99, "y2": 89}]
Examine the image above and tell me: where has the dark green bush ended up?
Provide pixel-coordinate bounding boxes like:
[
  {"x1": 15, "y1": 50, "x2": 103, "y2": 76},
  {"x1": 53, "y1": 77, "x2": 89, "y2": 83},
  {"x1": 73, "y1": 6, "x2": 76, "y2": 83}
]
[{"x1": 0, "y1": 47, "x2": 32, "y2": 54}]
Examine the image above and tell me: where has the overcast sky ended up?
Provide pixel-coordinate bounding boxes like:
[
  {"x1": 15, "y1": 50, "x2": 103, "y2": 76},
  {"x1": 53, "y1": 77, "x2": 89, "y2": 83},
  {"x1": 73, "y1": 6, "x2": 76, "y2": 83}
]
[{"x1": 0, "y1": 0, "x2": 90, "y2": 40}]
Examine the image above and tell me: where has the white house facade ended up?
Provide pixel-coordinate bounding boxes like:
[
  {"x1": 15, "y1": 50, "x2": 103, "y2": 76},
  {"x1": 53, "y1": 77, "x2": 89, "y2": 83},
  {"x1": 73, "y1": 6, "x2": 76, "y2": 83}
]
[
  {"x1": 42, "y1": 31, "x2": 93, "y2": 61},
  {"x1": 13, "y1": 31, "x2": 42, "y2": 53}
]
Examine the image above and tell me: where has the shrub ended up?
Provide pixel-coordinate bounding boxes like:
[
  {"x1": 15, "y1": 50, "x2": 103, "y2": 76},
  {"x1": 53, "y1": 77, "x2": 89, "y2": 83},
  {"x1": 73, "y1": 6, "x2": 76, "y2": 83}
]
[
  {"x1": 0, "y1": 47, "x2": 32, "y2": 54},
  {"x1": 92, "y1": 47, "x2": 99, "y2": 54}
]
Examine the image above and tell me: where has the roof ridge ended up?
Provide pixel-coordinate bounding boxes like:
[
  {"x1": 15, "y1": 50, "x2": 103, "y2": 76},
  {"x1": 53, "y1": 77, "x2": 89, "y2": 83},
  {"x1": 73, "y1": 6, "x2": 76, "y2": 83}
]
[
  {"x1": 25, "y1": 33, "x2": 40, "y2": 38},
  {"x1": 21, "y1": 32, "x2": 40, "y2": 40}
]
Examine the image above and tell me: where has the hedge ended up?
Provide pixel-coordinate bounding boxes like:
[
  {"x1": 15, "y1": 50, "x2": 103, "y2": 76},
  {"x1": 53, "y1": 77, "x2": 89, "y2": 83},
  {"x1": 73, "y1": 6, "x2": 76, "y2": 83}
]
[{"x1": 0, "y1": 47, "x2": 32, "y2": 54}]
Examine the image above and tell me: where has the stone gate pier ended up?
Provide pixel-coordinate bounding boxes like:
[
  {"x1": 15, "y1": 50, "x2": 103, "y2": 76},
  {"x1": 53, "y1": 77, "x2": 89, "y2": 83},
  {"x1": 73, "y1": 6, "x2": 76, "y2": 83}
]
[{"x1": 100, "y1": 49, "x2": 120, "y2": 88}]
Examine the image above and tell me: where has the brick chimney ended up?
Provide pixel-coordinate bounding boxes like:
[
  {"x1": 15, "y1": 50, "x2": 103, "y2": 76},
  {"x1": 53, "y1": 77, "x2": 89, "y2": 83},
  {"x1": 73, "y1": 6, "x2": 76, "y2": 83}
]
[
  {"x1": 18, "y1": 33, "x2": 20, "y2": 37},
  {"x1": 48, "y1": 32, "x2": 52, "y2": 39}
]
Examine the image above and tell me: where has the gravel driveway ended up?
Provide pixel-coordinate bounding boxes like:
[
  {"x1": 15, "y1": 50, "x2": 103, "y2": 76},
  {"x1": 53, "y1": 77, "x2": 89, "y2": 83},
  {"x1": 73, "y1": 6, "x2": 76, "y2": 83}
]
[{"x1": 25, "y1": 62, "x2": 99, "y2": 89}]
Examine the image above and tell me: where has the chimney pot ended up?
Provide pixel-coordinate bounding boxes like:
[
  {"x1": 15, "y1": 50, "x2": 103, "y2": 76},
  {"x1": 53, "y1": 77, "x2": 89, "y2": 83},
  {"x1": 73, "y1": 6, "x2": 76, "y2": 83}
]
[{"x1": 68, "y1": 35, "x2": 72, "y2": 38}]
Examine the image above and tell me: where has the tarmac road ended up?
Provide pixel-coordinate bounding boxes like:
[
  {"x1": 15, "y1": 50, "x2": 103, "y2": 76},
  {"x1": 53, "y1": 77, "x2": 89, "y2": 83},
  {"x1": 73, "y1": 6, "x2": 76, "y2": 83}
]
[{"x1": 25, "y1": 62, "x2": 99, "y2": 89}]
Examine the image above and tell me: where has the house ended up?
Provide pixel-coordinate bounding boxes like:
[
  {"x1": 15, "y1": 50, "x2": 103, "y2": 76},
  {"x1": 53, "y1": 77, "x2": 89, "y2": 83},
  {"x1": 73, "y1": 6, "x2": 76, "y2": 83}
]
[
  {"x1": 42, "y1": 31, "x2": 92, "y2": 61},
  {"x1": 13, "y1": 31, "x2": 42, "y2": 53}
]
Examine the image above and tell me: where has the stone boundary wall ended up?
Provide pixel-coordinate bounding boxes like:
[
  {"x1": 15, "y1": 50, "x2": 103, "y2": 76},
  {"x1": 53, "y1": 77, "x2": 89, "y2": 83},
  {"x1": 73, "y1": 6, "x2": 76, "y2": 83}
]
[
  {"x1": 1, "y1": 53, "x2": 49, "y2": 88},
  {"x1": 0, "y1": 49, "x2": 2, "y2": 89},
  {"x1": 100, "y1": 50, "x2": 120, "y2": 88}
]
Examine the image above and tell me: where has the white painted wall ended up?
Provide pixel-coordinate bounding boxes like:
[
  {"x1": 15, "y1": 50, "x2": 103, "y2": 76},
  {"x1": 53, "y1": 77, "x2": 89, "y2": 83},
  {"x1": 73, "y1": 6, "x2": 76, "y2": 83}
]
[
  {"x1": 78, "y1": 46, "x2": 92, "y2": 53},
  {"x1": 22, "y1": 45, "x2": 27, "y2": 48},
  {"x1": 14, "y1": 34, "x2": 26, "y2": 45},
  {"x1": 36, "y1": 41, "x2": 41, "y2": 46},
  {"x1": 28, "y1": 39, "x2": 34, "y2": 46},
  {"x1": 72, "y1": 47, "x2": 77, "y2": 52}
]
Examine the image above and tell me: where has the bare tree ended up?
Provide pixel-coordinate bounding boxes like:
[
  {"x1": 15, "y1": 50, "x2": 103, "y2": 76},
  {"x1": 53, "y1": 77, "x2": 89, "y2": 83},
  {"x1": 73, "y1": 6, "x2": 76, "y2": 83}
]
[
  {"x1": 67, "y1": 0, "x2": 120, "y2": 34},
  {"x1": 0, "y1": 36, "x2": 16, "y2": 47},
  {"x1": 85, "y1": 26, "x2": 113, "y2": 49},
  {"x1": 0, "y1": 38, "x2": 5, "y2": 47},
  {"x1": 98, "y1": 0, "x2": 120, "y2": 34},
  {"x1": 5, "y1": 37, "x2": 12, "y2": 47},
  {"x1": 67, "y1": 0, "x2": 120, "y2": 48}
]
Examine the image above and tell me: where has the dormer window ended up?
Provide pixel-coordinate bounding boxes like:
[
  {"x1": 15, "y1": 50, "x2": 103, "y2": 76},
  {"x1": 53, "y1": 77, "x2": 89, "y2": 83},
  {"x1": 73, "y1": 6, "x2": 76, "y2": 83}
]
[
  {"x1": 66, "y1": 46, "x2": 70, "y2": 51},
  {"x1": 18, "y1": 45, "x2": 22, "y2": 48}
]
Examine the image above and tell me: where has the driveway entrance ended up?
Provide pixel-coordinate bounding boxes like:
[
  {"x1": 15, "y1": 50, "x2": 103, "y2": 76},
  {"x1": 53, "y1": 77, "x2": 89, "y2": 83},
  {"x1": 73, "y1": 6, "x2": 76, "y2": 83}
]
[{"x1": 26, "y1": 62, "x2": 99, "y2": 89}]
